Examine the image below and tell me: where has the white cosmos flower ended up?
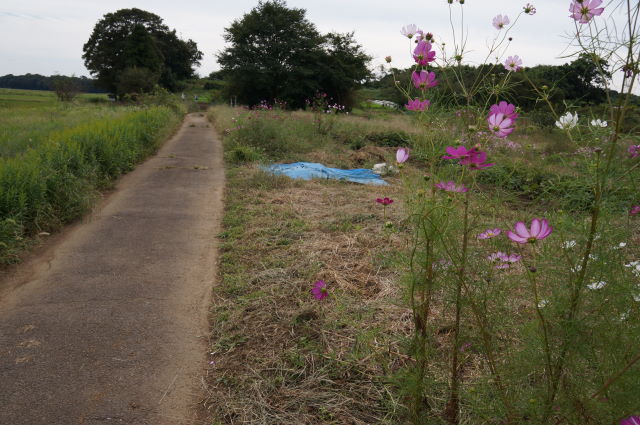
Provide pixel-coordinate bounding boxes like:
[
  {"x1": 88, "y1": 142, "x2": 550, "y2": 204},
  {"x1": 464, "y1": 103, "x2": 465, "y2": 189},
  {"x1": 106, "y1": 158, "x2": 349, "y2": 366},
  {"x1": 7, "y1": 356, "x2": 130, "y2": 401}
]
[
  {"x1": 556, "y1": 112, "x2": 579, "y2": 130},
  {"x1": 587, "y1": 281, "x2": 607, "y2": 290},
  {"x1": 538, "y1": 299, "x2": 549, "y2": 308},
  {"x1": 401, "y1": 24, "x2": 419, "y2": 39},
  {"x1": 590, "y1": 119, "x2": 608, "y2": 127},
  {"x1": 562, "y1": 240, "x2": 577, "y2": 249}
]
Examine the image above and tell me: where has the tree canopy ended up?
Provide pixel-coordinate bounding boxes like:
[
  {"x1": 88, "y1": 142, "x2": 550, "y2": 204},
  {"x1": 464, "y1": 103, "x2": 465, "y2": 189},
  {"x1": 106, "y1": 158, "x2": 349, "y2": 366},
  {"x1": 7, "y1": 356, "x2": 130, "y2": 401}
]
[
  {"x1": 217, "y1": 0, "x2": 371, "y2": 109},
  {"x1": 82, "y1": 8, "x2": 203, "y2": 97}
]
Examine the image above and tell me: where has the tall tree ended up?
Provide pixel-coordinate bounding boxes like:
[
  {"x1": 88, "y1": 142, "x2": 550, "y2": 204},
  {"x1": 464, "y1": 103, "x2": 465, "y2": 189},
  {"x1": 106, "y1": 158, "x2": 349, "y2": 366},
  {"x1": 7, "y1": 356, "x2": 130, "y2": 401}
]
[
  {"x1": 217, "y1": 0, "x2": 371, "y2": 108},
  {"x1": 82, "y1": 8, "x2": 202, "y2": 96}
]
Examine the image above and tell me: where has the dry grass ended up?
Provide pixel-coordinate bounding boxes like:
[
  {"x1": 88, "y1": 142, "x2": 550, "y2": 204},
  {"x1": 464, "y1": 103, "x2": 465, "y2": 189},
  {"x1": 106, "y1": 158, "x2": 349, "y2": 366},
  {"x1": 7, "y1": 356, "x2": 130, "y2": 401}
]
[{"x1": 202, "y1": 167, "x2": 415, "y2": 424}]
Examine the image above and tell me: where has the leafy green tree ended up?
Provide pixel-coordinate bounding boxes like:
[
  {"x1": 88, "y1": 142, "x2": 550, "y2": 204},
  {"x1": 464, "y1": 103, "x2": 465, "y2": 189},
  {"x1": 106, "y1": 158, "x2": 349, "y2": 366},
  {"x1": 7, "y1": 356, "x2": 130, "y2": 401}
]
[
  {"x1": 116, "y1": 67, "x2": 159, "y2": 99},
  {"x1": 217, "y1": 0, "x2": 370, "y2": 109},
  {"x1": 82, "y1": 8, "x2": 202, "y2": 97},
  {"x1": 51, "y1": 75, "x2": 81, "y2": 101}
]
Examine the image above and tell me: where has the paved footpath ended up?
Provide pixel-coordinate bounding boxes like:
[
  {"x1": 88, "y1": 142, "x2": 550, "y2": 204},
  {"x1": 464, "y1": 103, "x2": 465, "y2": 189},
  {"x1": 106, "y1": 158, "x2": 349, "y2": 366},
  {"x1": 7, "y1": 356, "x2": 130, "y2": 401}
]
[{"x1": 0, "y1": 113, "x2": 224, "y2": 425}]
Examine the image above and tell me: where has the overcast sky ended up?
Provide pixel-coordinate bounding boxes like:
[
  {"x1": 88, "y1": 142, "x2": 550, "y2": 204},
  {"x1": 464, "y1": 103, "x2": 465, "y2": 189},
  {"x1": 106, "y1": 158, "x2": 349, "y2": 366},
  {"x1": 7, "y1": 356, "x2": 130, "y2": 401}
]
[{"x1": 0, "y1": 0, "x2": 627, "y2": 80}]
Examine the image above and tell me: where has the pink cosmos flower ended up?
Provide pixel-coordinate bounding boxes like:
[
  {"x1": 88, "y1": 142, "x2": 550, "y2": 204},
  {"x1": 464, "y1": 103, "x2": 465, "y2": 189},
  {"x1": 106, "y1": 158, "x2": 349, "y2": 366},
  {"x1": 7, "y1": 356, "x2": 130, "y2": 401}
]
[
  {"x1": 478, "y1": 228, "x2": 502, "y2": 239},
  {"x1": 442, "y1": 146, "x2": 474, "y2": 160},
  {"x1": 570, "y1": 0, "x2": 604, "y2": 24},
  {"x1": 488, "y1": 252, "x2": 507, "y2": 262},
  {"x1": 630, "y1": 206, "x2": 640, "y2": 216},
  {"x1": 413, "y1": 41, "x2": 436, "y2": 65},
  {"x1": 629, "y1": 145, "x2": 640, "y2": 158},
  {"x1": 412, "y1": 71, "x2": 438, "y2": 90},
  {"x1": 311, "y1": 280, "x2": 328, "y2": 300},
  {"x1": 396, "y1": 148, "x2": 410, "y2": 163},
  {"x1": 507, "y1": 218, "x2": 553, "y2": 244},
  {"x1": 488, "y1": 252, "x2": 520, "y2": 269},
  {"x1": 462, "y1": 150, "x2": 495, "y2": 169},
  {"x1": 406, "y1": 98, "x2": 431, "y2": 111},
  {"x1": 621, "y1": 416, "x2": 640, "y2": 425},
  {"x1": 499, "y1": 253, "x2": 522, "y2": 263},
  {"x1": 489, "y1": 101, "x2": 519, "y2": 121},
  {"x1": 488, "y1": 113, "x2": 515, "y2": 138},
  {"x1": 434, "y1": 181, "x2": 469, "y2": 193},
  {"x1": 504, "y1": 55, "x2": 523, "y2": 72},
  {"x1": 376, "y1": 197, "x2": 394, "y2": 206},
  {"x1": 492, "y1": 14, "x2": 510, "y2": 30}
]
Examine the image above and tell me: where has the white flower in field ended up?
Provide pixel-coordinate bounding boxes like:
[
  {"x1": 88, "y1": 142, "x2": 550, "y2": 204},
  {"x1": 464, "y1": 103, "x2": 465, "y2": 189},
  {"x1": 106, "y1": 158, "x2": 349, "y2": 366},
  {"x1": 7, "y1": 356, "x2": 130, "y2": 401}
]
[
  {"x1": 556, "y1": 112, "x2": 579, "y2": 130},
  {"x1": 620, "y1": 311, "x2": 629, "y2": 321},
  {"x1": 634, "y1": 293, "x2": 640, "y2": 302},
  {"x1": 401, "y1": 24, "x2": 420, "y2": 39},
  {"x1": 624, "y1": 261, "x2": 640, "y2": 277},
  {"x1": 587, "y1": 281, "x2": 607, "y2": 290},
  {"x1": 572, "y1": 264, "x2": 583, "y2": 273},
  {"x1": 538, "y1": 299, "x2": 549, "y2": 308},
  {"x1": 589, "y1": 254, "x2": 598, "y2": 260},
  {"x1": 562, "y1": 240, "x2": 577, "y2": 249},
  {"x1": 590, "y1": 119, "x2": 608, "y2": 127},
  {"x1": 613, "y1": 242, "x2": 627, "y2": 249}
]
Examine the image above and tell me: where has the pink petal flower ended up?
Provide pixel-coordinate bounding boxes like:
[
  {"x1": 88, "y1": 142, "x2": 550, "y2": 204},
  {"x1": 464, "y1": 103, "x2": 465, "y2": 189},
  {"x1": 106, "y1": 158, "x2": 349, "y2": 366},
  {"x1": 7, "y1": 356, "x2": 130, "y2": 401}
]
[
  {"x1": 311, "y1": 280, "x2": 328, "y2": 300},
  {"x1": 492, "y1": 14, "x2": 510, "y2": 30},
  {"x1": 406, "y1": 98, "x2": 431, "y2": 111},
  {"x1": 488, "y1": 113, "x2": 515, "y2": 138},
  {"x1": 434, "y1": 181, "x2": 469, "y2": 193},
  {"x1": 490, "y1": 101, "x2": 519, "y2": 121},
  {"x1": 376, "y1": 197, "x2": 394, "y2": 206},
  {"x1": 443, "y1": 146, "x2": 473, "y2": 160},
  {"x1": 630, "y1": 206, "x2": 640, "y2": 216},
  {"x1": 412, "y1": 71, "x2": 439, "y2": 90},
  {"x1": 570, "y1": 0, "x2": 605, "y2": 24},
  {"x1": 508, "y1": 219, "x2": 552, "y2": 244},
  {"x1": 478, "y1": 228, "x2": 502, "y2": 239},
  {"x1": 396, "y1": 148, "x2": 410, "y2": 163},
  {"x1": 621, "y1": 416, "x2": 640, "y2": 425},
  {"x1": 504, "y1": 55, "x2": 523, "y2": 72},
  {"x1": 413, "y1": 41, "x2": 436, "y2": 66}
]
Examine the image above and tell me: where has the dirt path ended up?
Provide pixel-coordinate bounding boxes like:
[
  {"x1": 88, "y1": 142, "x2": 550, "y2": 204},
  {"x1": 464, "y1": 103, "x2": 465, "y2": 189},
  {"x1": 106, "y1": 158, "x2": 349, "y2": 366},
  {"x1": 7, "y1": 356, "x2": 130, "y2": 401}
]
[{"x1": 0, "y1": 113, "x2": 224, "y2": 425}]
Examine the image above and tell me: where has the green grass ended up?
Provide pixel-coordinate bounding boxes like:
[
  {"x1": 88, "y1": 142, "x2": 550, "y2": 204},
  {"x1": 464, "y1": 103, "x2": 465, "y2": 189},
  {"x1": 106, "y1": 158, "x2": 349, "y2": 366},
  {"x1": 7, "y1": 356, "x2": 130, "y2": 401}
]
[
  {"x1": 0, "y1": 88, "x2": 109, "y2": 107},
  {"x1": 0, "y1": 93, "x2": 183, "y2": 263}
]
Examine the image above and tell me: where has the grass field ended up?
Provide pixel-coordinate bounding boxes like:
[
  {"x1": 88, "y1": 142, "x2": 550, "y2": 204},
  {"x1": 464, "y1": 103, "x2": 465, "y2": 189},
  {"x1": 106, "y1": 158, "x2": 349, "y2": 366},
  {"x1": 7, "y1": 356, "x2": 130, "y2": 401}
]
[
  {"x1": 0, "y1": 88, "x2": 184, "y2": 263},
  {"x1": 205, "y1": 105, "x2": 640, "y2": 424}
]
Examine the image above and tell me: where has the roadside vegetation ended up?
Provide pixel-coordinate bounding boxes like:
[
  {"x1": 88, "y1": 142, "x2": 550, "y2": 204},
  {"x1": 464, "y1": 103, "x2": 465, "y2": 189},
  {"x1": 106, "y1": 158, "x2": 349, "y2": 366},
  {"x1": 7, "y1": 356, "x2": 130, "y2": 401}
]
[
  {"x1": 205, "y1": 73, "x2": 639, "y2": 424},
  {"x1": 0, "y1": 89, "x2": 184, "y2": 263}
]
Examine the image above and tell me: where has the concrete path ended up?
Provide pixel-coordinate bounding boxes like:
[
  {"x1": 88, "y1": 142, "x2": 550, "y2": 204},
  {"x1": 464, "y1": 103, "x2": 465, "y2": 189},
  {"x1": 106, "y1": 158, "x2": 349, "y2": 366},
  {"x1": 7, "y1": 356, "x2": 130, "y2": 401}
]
[{"x1": 0, "y1": 113, "x2": 224, "y2": 425}]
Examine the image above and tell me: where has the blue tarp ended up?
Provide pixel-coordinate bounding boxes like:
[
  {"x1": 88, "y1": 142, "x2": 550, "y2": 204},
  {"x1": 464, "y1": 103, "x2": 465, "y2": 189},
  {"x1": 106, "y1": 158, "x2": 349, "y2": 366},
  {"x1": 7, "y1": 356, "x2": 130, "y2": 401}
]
[{"x1": 263, "y1": 162, "x2": 389, "y2": 186}]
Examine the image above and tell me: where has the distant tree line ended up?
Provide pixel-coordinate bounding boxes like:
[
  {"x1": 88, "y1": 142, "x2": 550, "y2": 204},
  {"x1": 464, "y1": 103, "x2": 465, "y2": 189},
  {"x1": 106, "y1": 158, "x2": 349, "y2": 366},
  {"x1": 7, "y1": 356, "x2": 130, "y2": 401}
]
[
  {"x1": 372, "y1": 53, "x2": 637, "y2": 111},
  {"x1": 0, "y1": 74, "x2": 103, "y2": 93}
]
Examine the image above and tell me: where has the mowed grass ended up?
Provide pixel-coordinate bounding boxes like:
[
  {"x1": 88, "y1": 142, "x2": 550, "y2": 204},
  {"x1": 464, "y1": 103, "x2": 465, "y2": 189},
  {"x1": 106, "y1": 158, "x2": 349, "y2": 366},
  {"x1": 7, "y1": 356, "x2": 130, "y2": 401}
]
[{"x1": 0, "y1": 90, "x2": 184, "y2": 263}]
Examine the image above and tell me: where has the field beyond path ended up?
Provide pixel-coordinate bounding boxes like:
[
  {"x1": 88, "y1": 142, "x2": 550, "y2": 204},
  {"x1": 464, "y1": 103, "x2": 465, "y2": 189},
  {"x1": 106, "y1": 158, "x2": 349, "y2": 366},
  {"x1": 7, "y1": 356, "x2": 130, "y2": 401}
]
[{"x1": 0, "y1": 113, "x2": 224, "y2": 424}]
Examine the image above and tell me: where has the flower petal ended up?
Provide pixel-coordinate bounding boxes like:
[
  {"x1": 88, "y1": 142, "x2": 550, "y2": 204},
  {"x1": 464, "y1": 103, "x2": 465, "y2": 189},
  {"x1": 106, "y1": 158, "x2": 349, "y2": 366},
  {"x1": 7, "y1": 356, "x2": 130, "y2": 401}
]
[
  {"x1": 530, "y1": 218, "x2": 541, "y2": 237},
  {"x1": 514, "y1": 221, "x2": 530, "y2": 238},
  {"x1": 507, "y1": 231, "x2": 528, "y2": 243}
]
